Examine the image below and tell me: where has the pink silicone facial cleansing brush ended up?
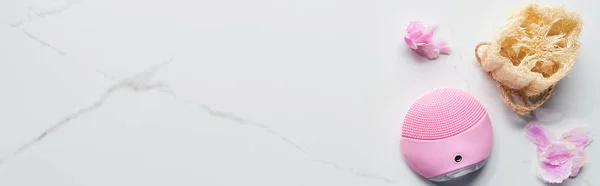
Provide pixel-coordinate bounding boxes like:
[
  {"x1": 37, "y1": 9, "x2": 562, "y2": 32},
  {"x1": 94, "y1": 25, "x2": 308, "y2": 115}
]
[{"x1": 401, "y1": 88, "x2": 492, "y2": 182}]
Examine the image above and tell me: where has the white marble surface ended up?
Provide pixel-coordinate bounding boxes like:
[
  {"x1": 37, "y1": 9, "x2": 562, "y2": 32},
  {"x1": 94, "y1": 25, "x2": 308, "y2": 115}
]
[{"x1": 0, "y1": 0, "x2": 599, "y2": 185}]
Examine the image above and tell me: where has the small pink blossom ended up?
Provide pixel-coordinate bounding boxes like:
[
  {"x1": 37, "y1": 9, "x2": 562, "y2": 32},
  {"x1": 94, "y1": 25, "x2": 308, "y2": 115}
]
[
  {"x1": 404, "y1": 21, "x2": 450, "y2": 59},
  {"x1": 526, "y1": 123, "x2": 592, "y2": 183}
]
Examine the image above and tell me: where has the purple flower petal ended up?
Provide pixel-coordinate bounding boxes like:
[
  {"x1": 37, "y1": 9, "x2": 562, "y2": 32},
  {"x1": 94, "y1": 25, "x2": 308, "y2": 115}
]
[
  {"x1": 569, "y1": 149, "x2": 586, "y2": 177},
  {"x1": 561, "y1": 128, "x2": 592, "y2": 149},
  {"x1": 526, "y1": 123, "x2": 555, "y2": 152},
  {"x1": 538, "y1": 161, "x2": 572, "y2": 183},
  {"x1": 570, "y1": 166, "x2": 583, "y2": 178},
  {"x1": 540, "y1": 142, "x2": 572, "y2": 165}
]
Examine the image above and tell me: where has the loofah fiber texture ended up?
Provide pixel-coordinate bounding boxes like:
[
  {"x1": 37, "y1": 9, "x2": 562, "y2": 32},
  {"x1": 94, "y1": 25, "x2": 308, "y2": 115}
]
[
  {"x1": 475, "y1": 4, "x2": 582, "y2": 115},
  {"x1": 402, "y1": 88, "x2": 487, "y2": 140}
]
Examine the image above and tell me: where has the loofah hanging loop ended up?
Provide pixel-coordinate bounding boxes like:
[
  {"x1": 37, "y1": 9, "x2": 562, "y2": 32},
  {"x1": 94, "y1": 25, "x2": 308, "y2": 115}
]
[{"x1": 474, "y1": 4, "x2": 581, "y2": 115}]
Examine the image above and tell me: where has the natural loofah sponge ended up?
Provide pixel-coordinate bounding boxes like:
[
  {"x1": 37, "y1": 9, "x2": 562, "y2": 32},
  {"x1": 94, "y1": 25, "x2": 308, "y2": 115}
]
[{"x1": 475, "y1": 4, "x2": 582, "y2": 115}]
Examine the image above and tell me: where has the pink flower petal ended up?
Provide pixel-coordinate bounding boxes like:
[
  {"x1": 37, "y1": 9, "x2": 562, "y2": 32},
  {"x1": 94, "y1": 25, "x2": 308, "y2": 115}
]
[
  {"x1": 414, "y1": 43, "x2": 440, "y2": 59},
  {"x1": 419, "y1": 22, "x2": 437, "y2": 35},
  {"x1": 404, "y1": 37, "x2": 418, "y2": 50},
  {"x1": 414, "y1": 31, "x2": 433, "y2": 44},
  {"x1": 526, "y1": 123, "x2": 555, "y2": 152},
  {"x1": 405, "y1": 21, "x2": 436, "y2": 45},
  {"x1": 437, "y1": 40, "x2": 451, "y2": 55},
  {"x1": 540, "y1": 142, "x2": 572, "y2": 165},
  {"x1": 561, "y1": 128, "x2": 592, "y2": 149},
  {"x1": 406, "y1": 21, "x2": 426, "y2": 34},
  {"x1": 404, "y1": 20, "x2": 447, "y2": 60},
  {"x1": 406, "y1": 30, "x2": 423, "y2": 41},
  {"x1": 538, "y1": 161, "x2": 572, "y2": 183}
]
